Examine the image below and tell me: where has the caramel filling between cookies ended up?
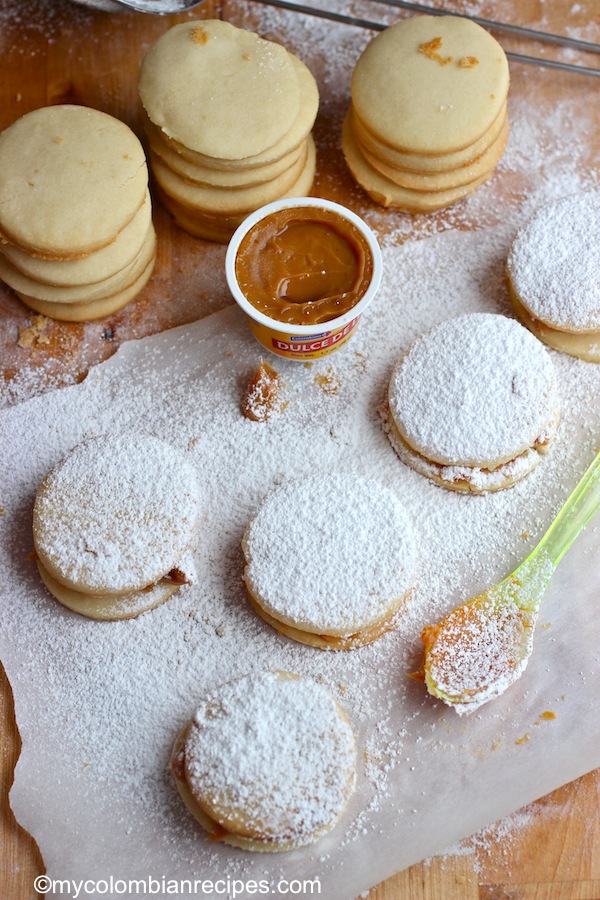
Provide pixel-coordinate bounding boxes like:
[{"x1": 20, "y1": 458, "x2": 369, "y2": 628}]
[{"x1": 385, "y1": 406, "x2": 559, "y2": 494}]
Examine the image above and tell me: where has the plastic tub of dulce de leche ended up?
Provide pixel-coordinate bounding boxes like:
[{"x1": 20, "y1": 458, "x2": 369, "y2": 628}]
[{"x1": 225, "y1": 197, "x2": 382, "y2": 360}]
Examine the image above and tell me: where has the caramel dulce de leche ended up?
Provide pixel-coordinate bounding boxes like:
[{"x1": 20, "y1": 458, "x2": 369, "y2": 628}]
[{"x1": 234, "y1": 206, "x2": 374, "y2": 326}]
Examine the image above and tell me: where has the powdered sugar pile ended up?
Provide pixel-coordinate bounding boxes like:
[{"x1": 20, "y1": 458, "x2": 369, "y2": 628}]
[
  {"x1": 184, "y1": 671, "x2": 356, "y2": 846},
  {"x1": 243, "y1": 474, "x2": 417, "y2": 634}
]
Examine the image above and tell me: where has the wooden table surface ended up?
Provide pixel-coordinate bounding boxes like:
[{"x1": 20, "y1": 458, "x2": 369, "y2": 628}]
[{"x1": 1, "y1": 1, "x2": 599, "y2": 897}]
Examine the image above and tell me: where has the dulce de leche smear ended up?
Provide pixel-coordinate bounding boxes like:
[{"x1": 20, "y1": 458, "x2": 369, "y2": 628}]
[{"x1": 234, "y1": 206, "x2": 374, "y2": 326}]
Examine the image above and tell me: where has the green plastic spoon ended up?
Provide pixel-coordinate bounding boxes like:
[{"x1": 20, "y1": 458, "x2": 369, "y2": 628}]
[{"x1": 421, "y1": 449, "x2": 600, "y2": 715}]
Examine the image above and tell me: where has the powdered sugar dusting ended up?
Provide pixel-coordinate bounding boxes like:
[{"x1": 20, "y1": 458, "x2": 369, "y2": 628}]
[
  {"x1": 388, "y1": 313, "x2": 559, "y2": 467},
  {"x1": 0, "y1": 1, "x2": 599, "y2": 896},
  {"x1": 507, "y1": 191, "x2": 600, "y2": 331},
  {"x1": 184, "y1": 671, "x2": 356, "y2": 846},
  {"x1": 33, "y1": 433, "x2": 200, "y2": 593},
  {"x1": 243, "y1": 474, "x2": 417, "y2": 634}
]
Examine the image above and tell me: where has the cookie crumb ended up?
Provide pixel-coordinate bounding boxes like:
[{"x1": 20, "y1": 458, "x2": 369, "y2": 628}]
[
  {"x1": 458, "y1": 56, "x2": 479, "y2": 68},
  {"x1": 314, "y1": 368, "x2": 340, "y2": 395},
  {"x1": 18, "y1": 315, "x2": 51, "y2": 349}
]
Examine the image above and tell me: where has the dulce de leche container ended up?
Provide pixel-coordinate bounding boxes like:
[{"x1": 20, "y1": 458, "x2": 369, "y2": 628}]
[{"x1": 225, "y1": 197, "x2": 382, "y2": 360}]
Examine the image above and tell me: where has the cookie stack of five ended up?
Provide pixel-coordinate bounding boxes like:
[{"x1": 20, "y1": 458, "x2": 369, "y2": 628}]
[{"x1": 139, "y1": 20, "x2": 319, "y2": 243}]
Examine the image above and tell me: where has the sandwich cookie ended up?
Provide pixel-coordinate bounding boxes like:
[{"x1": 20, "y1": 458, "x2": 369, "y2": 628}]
[
  {"x1": 242, "y1": 474, "x2": 417, "y2": 649},
  {"x1": 507, "y1": 191, "x2": 600, "y2": 362},
  {"x1": 171, "y1": 671, "x2": 356, "y2": 851},
  {"x1": 385, "y1": 314, "x2": 560, "y2": 493},
  {"x1": 33, "y1": 433, "x2": 200, "y2": 619}
]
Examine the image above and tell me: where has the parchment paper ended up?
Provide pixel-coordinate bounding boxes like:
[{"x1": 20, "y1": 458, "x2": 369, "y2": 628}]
[
  {"x1": 2, "y1": 1, "x2": 600, "y2": 892},
  {"x1": 1, "y1": 213, "x2": 600, "y2": 898}
]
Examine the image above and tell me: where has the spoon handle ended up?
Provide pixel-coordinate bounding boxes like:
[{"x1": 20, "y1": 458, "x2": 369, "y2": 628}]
[{"x1": 534, "y1": 449, "x2": 600, "y2": 568}]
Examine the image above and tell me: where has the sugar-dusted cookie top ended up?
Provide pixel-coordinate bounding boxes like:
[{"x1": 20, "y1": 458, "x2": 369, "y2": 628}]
[
  {"x1": 33, "y1": 433, "x2": 200, "y2": 595},
  {"x1": 243, "y1": 474, "x2": 417, "y2": 636},
  {"x1": 388, "y1": 314, "x2": 558, "y2": 469},
  {"x1": 351, "y1": 15, "x2": 509, "y2": 155},
  {"x1": 139, "y1": 20, "x2": 302, "y2": 161},
  {"x1": 183, "y1": 671, "x2": 356, "y2": 848},
  {"x1": 507, "y1": 192, "x2": 600, "y2": 333},
  {"x1": 0, "y1": 105, "x2": 148, "y2": 257}
]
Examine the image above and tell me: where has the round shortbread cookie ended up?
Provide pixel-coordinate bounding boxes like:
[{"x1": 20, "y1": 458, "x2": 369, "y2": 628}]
[
  {"x1": 33, "y1": 433, "x2": 200, "y2": 595},
  {"x1": 242, "y1": 474, "x2": 417, "y2": 650},
  {"x1": 357, "y1": 115, "x2": 509, "y2": 193},
  {"x1": 507, "y1": 278, "x2": 600, "y2": 364},
  {"x1": 386, "y1": 314, "x2": 559, "y2": 492},
  {"x1": 143, "y1": 53, "x2": 318, "y2": 173},
  {"x1": 351, "y1": 16, "x2": 509, "y2": 155},
  {"x1": 506, "y1": 191, "x2": 600, "y2": 334},
  {"x1": 351, "y1": 100, "x2": 507, "y2": 174},
  {"x1": 0, "y1": 224, "x2": 156, "y2": 303},
  {"x1": 36, "y1": 560, "x2": 181, "y2": 620},
  {"x1": 149, "y1": 137, "x2": 311, "y2": 216},
  {"x1": 146, "y1": 121, "x2": 305, "y2": 189},
  {"x1": 0, "y1": 105, "x2": 148, "y2": 257},
  {"x1": 385, "y1": 413, "x2": 558, "y2": 494},
  {"x1": 156, "y1": 137, "x2": 316, "y2": 242},
  {"x1": 172, "y1": 671, "x2": 356, "y2": 851},
  {"x1": 342, "y1": 116, "x2": 491, "y2": 211},
  {"x1": 16, "y1": 248, "x2": 155, "y2": 322},
  {"x1": 1, "y1": 191, "x2": 152, "y2": 287},
  {"x1": 139, "y1": 20, "x2": 301, "y2": 161}
]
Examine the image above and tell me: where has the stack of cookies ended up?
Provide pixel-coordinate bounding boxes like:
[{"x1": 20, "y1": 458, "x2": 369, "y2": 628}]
[
  {"x1": 343, "y1": 15, "x2": 510, "y2": 213},
  {"x1": 138, "y1": 20, "x2": 318, "y2": 243},
  {"x1": 0, "y1": 105, "x2": 155, "y2": 322}
]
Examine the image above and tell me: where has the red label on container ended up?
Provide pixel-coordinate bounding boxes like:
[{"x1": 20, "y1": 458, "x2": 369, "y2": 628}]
[{"x1": 272, "y1": 318, "x2": 359, "y2": 353}]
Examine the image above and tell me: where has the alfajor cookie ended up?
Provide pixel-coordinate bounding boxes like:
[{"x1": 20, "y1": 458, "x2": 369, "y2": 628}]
[
  {"x1": 507, "y1": 191, "x2": 600, "y2": 362},
  {"x1": 171, "y1": 671, "x2": 356, "y2": 851},
  {"x1": 138, "y1": 20, "x2": 319, "y2": 242},
  {"x1": 1, "y1": 191, "x2": 152, "y2": 287},
  {"x1": 33, "y1": 433, "x2": 200, "y2": 619},
  {"x1": 344, "y1": 15, "x2": 509, "y2": 212},
  {"x1": 242, "y1": 474, "x2": 417, "y2": 650},
  {"x1": 385, "y1": 314, "x2": 560, "y2": 493}
]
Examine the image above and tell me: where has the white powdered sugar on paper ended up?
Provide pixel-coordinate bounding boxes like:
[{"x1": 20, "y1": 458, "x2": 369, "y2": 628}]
[
  {"x1": 507, "y1": 191, "x2": 600, "y2": 331},
  {"x1": 184, "y1": 671, "x2": 356, "y2": 845},
  {"x1": 0, "y1": 2, "x2": 600, "y2": 896},
  {"x1": 388, "y1": 313, "x2": 559, "y2": 467},
  {"x1": 243, "y1": 474, "x2": 417, "y2": 633},
  {"x1": 33, "y1": 432, "x2": 200, "y2": 593}
]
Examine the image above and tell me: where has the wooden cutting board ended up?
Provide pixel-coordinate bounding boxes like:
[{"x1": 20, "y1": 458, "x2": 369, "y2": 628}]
[{"x1": 0, "y1": 1, "x2": 599, "y2": 897}]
